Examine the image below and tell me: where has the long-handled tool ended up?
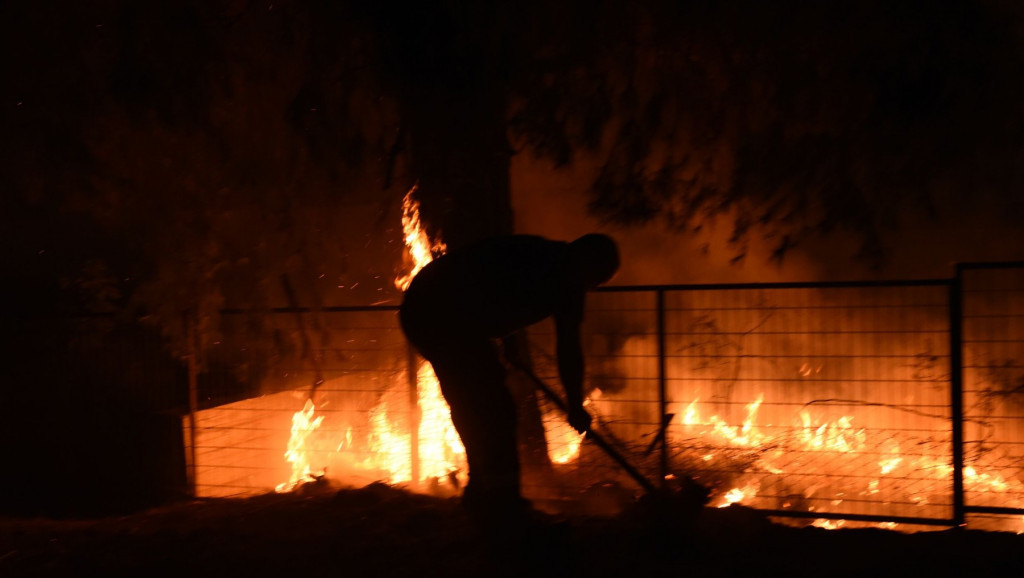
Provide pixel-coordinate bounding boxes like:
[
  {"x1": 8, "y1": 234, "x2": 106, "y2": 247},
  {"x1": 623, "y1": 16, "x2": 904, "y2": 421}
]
[{"x1": 511, "y1": 363, "x2": 658, "y2": 494}]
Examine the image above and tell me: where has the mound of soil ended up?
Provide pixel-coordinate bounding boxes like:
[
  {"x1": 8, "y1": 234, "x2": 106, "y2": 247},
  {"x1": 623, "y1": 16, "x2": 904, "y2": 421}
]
[{"x1": 1, "y1": 484, "x2": 1022, "y2": 577}]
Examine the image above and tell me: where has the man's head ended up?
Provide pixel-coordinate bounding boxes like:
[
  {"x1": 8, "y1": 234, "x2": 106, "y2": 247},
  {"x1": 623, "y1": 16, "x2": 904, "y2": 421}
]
[{"x1": 568, "y1": 234, "x2": 620, "y2": 288}]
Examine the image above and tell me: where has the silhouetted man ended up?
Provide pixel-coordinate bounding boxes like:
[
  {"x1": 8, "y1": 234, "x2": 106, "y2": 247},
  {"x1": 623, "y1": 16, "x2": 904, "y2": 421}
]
[{"x1": 399, "y1": 234, "x2": 620, "y2": 526}]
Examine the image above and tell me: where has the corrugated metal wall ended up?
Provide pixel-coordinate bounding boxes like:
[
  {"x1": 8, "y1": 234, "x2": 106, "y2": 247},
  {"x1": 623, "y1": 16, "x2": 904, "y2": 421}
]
[{"x1": 527, "y1": 282, "x2": 957, "y2": 525}]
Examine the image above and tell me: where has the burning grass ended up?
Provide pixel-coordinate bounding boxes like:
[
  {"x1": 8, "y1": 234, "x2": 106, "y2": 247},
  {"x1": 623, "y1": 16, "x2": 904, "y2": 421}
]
[{"x1": 2, "y1": 484, "x2": 1022, "y2": 578}]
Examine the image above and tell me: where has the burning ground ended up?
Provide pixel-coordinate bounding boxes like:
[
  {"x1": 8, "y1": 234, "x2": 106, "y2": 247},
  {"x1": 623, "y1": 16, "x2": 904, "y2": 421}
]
[{"x1": 1, "y1": 483, "x2": 1022, "y2": 578}]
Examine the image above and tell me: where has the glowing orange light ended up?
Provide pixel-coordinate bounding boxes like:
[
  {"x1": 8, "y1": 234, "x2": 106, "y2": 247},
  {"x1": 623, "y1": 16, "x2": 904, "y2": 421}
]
[
  {"x1": 276, "y1": 399, "x2": 325, "y2": 493},
  {"x1": 395, "y1": 184, "x2": 446, "y2": 292},
  {"x1": 544, "y1": 418, "x2": 585, "y2": 465},
  {"x1": 357, "y1": 185, "x2": 467, "y2": 488}
]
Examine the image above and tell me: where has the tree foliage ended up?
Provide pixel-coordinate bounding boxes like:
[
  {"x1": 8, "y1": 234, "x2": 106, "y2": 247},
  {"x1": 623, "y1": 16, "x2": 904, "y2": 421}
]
[
  {"x1": 5, "y1": 1, "x2": 403, "y2": 355},
  {"x1": 509, "y1": 1, "x2": 1024, "y2": 264}
]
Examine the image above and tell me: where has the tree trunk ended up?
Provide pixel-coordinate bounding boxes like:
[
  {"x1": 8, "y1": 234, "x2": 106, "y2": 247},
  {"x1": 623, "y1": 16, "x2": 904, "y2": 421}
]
[
  {"x1": 404, "y1": 57, "x2": 556, "y2": 491},
  {"x1": 406, "y1": 83, "x2": 512, "y2": 250}
]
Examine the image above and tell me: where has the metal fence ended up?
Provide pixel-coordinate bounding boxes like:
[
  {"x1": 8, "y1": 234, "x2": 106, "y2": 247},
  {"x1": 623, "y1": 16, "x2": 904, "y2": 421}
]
[
  {"x1": 959, "y1": 263, "x2": 1024, "y2": 530},
  {"x1": 185, "y1": 308, "x2": 409, "y2": 497},
  {"x1": 184, "y1": 263, "x2": 1024, "y2": 531},
  {"x1": 530, "y1": 280, "x2": 959, "y2": 527}
]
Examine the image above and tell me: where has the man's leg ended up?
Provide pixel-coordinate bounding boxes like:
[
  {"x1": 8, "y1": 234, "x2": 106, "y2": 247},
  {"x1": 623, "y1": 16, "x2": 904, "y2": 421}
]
[{"x1": 424, "y1": 337, "x2": 525, "y2": 523}]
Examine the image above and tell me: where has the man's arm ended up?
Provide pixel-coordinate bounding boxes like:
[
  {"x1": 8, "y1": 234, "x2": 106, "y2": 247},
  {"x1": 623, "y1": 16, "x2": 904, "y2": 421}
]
[{"x1": 554, "y1": 296, "x2": 592, "y2": 434}]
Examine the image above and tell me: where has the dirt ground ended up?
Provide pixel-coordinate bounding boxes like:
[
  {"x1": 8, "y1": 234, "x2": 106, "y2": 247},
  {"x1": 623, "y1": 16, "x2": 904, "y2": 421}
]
[{"x1": 1, "y1": 483, "x2": 1022, "y2": 578}]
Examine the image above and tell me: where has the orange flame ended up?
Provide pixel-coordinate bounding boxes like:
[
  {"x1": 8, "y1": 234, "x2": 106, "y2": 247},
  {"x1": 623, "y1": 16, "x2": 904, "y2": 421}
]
[
  {"x1": 395, "y1": 184, "x2": 446, "y2": 292},
  {"x1": 678, "y1": 391, "x2": 1024, "y2": 530},
  {"x1": 678, "y1": 394, "x2": 868, "y2": 507},
  {"x1": 413, "y1": 364, "x2": 467, "y2": 481},
  {"x1": 366, "y1": 364, "x2": 468, "y2": 487},
  {"x1": 717, "y1": 482, "x2": 759, "y2": 508},
  {"x1": 364, "y1": 185, "x2": 467, "y2": 488},
  {"x1": 680, "y1": 395, "x2": 769, "y2": 448},
  {"x1": 542, "y1": 389, "x2": 601, "y2": 465},
  {"x1": 275, "y1": 399, "x2": 325, "y2": 492}
]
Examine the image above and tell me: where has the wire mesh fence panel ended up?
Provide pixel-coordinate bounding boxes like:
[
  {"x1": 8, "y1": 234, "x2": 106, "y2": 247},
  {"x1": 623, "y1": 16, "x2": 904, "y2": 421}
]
[
  {"x1": 186, "y1": 308, "x2": 440, "y2": 498},
  {"x1": 660, "y1": 284, "x2": 954, "y2": 524},
  {"x1": 961, "y1": 265, "x2": 1024, "y2": 532},
  {"x1": 188, "y1": 395, "x2": 302, "y2": 497},
  {"x1": 182, "y1": 266, "x2": 1024, "y2": 529}
]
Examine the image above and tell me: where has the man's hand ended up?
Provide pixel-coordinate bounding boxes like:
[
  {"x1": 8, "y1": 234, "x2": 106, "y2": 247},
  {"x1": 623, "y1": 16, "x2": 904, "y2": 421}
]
[{"x1": 568, "y1": 406, "x2": 592, "y2": 435}]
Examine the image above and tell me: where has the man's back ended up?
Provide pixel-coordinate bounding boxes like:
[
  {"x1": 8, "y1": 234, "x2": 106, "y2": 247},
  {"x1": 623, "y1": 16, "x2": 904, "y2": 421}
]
[{"x1": 401, "y1": 235, "x2": 583, "y2": 339}]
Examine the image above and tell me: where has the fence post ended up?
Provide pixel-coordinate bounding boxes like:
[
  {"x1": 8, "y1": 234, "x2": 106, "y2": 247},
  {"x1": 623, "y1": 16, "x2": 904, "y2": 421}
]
[
  {"x1": 185, "y1": 311, "x2": 199, "y2": 498},
  {"x1": 657, "y1": 288, "x2": 669, "y2": 486},
  {"x1": 407, "y1": 343, "x2": 421, "y2": 488},
  {"x1": 950, "y1": 265, "x2": 966, "y2": 527}
]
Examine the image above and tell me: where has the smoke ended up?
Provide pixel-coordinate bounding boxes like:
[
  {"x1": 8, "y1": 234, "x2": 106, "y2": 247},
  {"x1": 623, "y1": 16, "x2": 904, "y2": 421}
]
[
  {"x1": 512, "y1": 149, "x2": 1024, "y2": 284},
  {"x1": 514, "y1": 153, "x2": 838, "y2": 284},
  {"x1": 511, "y1": 0, "x2": 1024, "y2": 283}
]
